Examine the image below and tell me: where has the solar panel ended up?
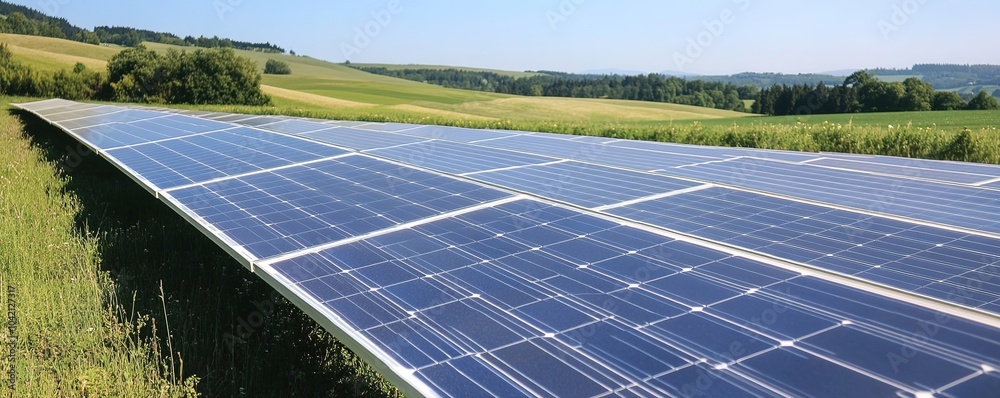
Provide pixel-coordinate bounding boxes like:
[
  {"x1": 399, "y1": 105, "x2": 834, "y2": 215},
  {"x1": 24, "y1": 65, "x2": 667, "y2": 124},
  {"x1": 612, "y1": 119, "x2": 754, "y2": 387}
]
[
  {"x1": 665, "y1": 157, "x2": 1000, "y2": 234},
  {"x1": 606, "y1": 187, "x2": 1000, "y2": 311},
  {"x1": 471, "y1": 161, "x2": 705, "y2": 208},
  {"x1": 17, "y1": 99, "x2": 1000, "y2": 398},
  {"x1": 367, "y1": 140, "x2": 554, "y2": 175},
  {"x1": 301, "y1": 127, "x2": 428, "y2": 151}
]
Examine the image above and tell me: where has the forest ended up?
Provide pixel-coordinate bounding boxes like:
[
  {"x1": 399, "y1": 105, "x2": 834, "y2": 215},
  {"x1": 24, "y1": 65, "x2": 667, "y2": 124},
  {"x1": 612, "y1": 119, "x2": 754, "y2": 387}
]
[
  {"x1": 351, "y1": 66, "x2": 756, "y2": 112},
  {"x1": 752, "y1": 71, "x2": 999, "y2": 116}
]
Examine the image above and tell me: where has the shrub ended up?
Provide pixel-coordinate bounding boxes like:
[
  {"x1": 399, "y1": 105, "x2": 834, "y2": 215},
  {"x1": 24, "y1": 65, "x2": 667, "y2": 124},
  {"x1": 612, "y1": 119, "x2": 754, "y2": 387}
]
[
  {"x1": 106, "y1": 45, "x2": 271, "y2": 105},
  {"x1": 264, "y1": 59, "x2": 292, "y2": 75}
]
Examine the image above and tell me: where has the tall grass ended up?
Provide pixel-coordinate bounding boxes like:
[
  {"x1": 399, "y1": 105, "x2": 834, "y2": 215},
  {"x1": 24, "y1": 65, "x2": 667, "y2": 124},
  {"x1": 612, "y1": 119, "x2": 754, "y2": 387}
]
[{"x1": 0, "y1": 105, "x2": 197, "y2": 396}]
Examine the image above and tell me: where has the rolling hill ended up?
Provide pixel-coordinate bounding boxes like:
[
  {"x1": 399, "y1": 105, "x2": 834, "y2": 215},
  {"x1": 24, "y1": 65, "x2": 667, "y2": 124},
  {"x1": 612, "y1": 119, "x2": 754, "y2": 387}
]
[{"x1": 0, "y1": 34, "x2": 750, "y2": 124}]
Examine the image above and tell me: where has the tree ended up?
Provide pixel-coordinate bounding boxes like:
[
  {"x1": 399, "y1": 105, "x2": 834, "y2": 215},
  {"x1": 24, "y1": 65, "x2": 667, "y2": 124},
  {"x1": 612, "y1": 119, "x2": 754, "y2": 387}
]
[
  {"x1": 966, "y1": 90, "x2": 1000, "y2": 110},
  {"x1": 264, "y1": 59, "x2": 292, "y2": 75},
  {"x1": 900, "y1": 78, "x2": 934, "y2": 111},
  {"x1": 932, "y1": 91, "x2": 966, "y2": 110},
  {"x1": 4, "y1": 12, "x2": 36, "y2": 35}
]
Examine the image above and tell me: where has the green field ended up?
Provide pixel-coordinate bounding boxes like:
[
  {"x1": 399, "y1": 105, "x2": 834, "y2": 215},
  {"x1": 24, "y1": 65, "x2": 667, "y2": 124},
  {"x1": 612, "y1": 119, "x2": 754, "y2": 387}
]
[
  {"x1": 947, "y1": 85, "x2": 1000, "y2": 96},
  {"x1": 350, "y1": 62, "x2": 546, "y2": 78}
]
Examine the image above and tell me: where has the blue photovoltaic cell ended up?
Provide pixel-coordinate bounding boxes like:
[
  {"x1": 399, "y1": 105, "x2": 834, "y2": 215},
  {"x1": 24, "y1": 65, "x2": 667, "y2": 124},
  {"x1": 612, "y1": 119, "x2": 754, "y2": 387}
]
[
  {"x1": 472, "y1": 161, "x2": 702, "y2": 208},
  {"x1": 367, "y1": 140, "x2": 554, "y2": 174},
  {"x1": 106, "y1": 128, "x2": 349, "y2": 189},
  {"x1": 808, "y1": 158, "x2": 997, "y2": 185},
  {"x1": 481, "y1": 134, "x2": 716, "y2": 170},
  {"x1": 207, "y1": 113, "x2": 260, "y2": 123},
  {"x1": 606, "y1": 138, "x2": 819, "y2": 164},
  {"x1": 168, "y1": 155, "x2": 510, "y2": 259},
  {"x1": 69, "y1": 123, "x2": 218, "y2": 150},
  {"x1": 16, "y1": 98, "x2": 79, "y2": 113},
  {"x1": 825, "y1": 153, "x2": 1000, "y2": 178},
  {"x1": 300, "y1": 127, "x2": 428, "y2": 151},
  {"x1": 253, "y1": 119, "x2": 330, "y2": 134},
  {"x1": 765, "y1": 277, "x2": 1000, "y2": 366},
  {"x1": 353, "y1": 122, "x2": 425, "y2": 132},
  {"x1": 608, "y1": 187, "x2": 1000, "y2": 311},
  {"x1": 35, "y1": 103, "x2": 114, "y2": 118},
  {"x1": 265, "y1": 199, "x2": 1000, "y2": 397},
  {"x1": 396, "y1": 125, "x2": 523, "y2": 143},
  {"x1": 236, "y1": 116, "x2": 287, "y2": 126},
  {"x1": 942, "y1": 373, "x2": 1000, "y2": 397},
  {"x1": 665, "y1": 157, "x2": 1000, "y2": 234},
  {"x1": 51, "y1": 109, "x2": 166, "y2": 125}
]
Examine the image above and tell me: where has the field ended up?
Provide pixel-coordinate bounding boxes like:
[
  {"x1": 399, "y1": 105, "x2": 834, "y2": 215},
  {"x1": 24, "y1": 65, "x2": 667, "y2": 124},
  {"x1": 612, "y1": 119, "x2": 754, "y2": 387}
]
[
  {"x1": 138, "y1": 41, "x2": 750, "y2": 123},
  {"x1": 350, "y1": 62, "x2": 546, "y2": 78},
  {"x1": 947, "y1": 85, "x2": 1000, "y2": 96}
]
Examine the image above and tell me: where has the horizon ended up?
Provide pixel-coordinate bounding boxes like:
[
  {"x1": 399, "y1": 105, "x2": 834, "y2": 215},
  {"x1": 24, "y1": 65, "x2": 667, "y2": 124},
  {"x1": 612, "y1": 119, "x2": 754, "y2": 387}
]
[{"x1": 5, "y1": 0, "x2": 1000, "y2": 75}]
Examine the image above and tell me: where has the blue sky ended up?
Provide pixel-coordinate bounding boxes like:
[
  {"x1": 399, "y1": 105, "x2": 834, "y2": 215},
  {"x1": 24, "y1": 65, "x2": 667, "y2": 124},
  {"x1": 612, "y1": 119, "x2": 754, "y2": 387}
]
[{"x1": 17, "y1": 0, "x2": 1000, "y2": 75}]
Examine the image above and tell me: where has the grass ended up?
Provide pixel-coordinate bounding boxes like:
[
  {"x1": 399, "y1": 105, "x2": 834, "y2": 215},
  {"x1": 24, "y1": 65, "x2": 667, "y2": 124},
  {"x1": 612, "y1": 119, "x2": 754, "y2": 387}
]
[
  {"x1": 0, "y1": 100, "x2": 197, "y2": 396},
  {"x1": 1, "y1": 96, "x2": 401, "y2": 397}
]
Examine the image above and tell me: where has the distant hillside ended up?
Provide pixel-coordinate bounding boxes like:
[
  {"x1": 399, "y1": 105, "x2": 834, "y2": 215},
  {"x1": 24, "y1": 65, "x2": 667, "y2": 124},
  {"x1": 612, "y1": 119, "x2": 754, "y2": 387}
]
[
  {"x1": 0, "y1": 0, "x2": 284, "y2": 52},
  {"x1": 871, "y1": 64, "x2": 1000, "y2": 91},
  {"x1": 350, "y1": 65, "x2": 758, "y2": 112}
]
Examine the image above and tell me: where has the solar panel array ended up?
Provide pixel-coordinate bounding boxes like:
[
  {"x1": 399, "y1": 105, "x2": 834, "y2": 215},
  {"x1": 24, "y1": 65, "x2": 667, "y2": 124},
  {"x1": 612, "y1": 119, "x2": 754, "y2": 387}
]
[{"x1": 17, "y1": 98, "x2": 1000, "y2": 397}]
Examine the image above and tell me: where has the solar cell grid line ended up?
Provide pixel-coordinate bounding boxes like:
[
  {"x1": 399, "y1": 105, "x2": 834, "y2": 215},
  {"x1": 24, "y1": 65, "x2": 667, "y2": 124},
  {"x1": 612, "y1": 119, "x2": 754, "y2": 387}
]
[
  {"x1": 473, "y1": 134, "x2": 720, "y2": 171},
  {"x1": 606, "y1": 186, "x2": 1000, "y2": 312},
  {"x1": 824, "y1": 153, "x2": 1000, "y2": 177},
  {"x1": 14, "y1": 98, "x2": 77, "y2": 112},
  {"x1": 469, "y1": 160, "x2": 706, "y2": 209},
  {"x1": 351, "y1": 122, "x2": 427, "y2": 133},
  {"x1": 162, "y1": 154, "x2": 515, "y2": 261},
  {"x1": 392, "y1": 125, "x2": 525, "y2": 143},
  {"x1": 366, "y1": 140, "x2": 556, "y2": 175},
  {"x1": 254, "y1": 199, "x2": 1000, "y2": 397},
  {"x1": 299, "y1": 127, "x2": 430, "y2": 151},
  {"x1": 664, "y1": 157, "x2": 1000, "y2": 235},
  {"x1": 104, "y1": 128, "x2": 351, "y2": 190},
  {"x1": 250, "y1": 119, "x2": 332, "y2": 135},
  {"x1": 979, "y1": 178, "x2": 1000, "y2": 188},
  {"x1": 33, "y1": 102, "x2": 108, "y2": 117},
  {"x1": 603, "y1": 137, "x2": 822, "y2": 164},
  {"x1": 804, "y1": 157, "x2": 997, "y2": 185}
]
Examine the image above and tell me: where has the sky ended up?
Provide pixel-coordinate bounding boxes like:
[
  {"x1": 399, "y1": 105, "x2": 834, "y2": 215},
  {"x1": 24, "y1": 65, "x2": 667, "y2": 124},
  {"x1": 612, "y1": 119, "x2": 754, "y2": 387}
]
[{"x1": 14, "y1": 0, "x2": 1000, "y2": 75}]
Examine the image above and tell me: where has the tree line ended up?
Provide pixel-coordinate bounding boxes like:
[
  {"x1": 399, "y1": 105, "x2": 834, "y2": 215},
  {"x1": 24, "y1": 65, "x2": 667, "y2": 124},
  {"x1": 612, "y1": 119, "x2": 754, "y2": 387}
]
[
  {"x1": 752, "y1": 71, "x2": 999, "y2": 116},
  {"x1": 95, "y1": 26, "x2": 285, "y2": 53},
  {"x1": 0, "y1": 43, "x2": 270, "y2": 106},
  {"x1": 351, "y1": 66, "x2": 756, "y2": 112},
  {"x1": 0, "y1": 0, "x2": 286, "y2": 53}
]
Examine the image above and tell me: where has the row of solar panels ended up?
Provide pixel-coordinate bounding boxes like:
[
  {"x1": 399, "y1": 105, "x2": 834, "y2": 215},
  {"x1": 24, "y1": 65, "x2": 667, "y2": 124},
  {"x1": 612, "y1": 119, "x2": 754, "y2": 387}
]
[{"x1": 16, "y1": 99, "x2": 1000, "y2": 397}]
